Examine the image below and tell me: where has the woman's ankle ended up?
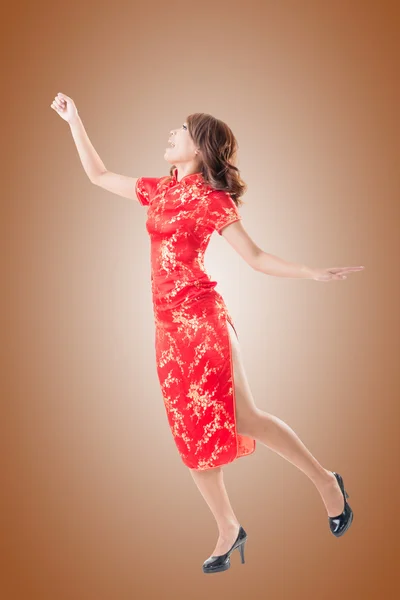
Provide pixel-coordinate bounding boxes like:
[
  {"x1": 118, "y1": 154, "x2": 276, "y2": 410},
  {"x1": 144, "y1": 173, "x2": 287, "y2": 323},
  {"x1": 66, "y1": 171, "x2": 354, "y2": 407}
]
[{"x1": 217, "y1": 519, "x2": 240, "y2": 536}]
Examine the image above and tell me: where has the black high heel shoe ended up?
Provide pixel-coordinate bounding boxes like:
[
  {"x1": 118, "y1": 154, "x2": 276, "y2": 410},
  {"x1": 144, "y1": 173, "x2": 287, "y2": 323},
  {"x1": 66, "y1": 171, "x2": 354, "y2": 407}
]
[
  {"x1": 328, "y1": 471, "x2": 353, "y2": 537},
  {"x1": 202, "y1": 525, "x2": 247, "y2": 574}
]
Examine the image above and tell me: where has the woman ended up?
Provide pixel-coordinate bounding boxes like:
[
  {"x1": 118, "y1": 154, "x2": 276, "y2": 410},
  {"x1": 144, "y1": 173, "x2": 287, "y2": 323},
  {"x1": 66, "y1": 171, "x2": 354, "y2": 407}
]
[{"x1": 51, "y1": 93, "x2": 364, "y2": 574}]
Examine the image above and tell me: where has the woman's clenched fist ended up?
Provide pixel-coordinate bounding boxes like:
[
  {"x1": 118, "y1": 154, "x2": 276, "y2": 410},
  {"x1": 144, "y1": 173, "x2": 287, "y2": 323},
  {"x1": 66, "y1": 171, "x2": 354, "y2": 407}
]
[{"x1": 50, "y1": 93, "x2": 78, "y2": 124}]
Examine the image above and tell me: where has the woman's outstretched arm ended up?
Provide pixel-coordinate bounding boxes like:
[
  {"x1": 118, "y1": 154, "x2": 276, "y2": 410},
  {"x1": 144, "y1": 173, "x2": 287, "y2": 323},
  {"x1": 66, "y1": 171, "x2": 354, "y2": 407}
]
[
  {"x1": 220, "y1": 220, "x2": 365, "y2": 282},
  {"x1": 219, "y1": 220, "x2": 313, "y2": 278}
]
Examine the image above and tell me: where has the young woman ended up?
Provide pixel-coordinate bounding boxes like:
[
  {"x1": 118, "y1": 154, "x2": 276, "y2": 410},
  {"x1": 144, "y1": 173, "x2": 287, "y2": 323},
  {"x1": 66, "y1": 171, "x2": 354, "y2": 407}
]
[{"x1": 51, "y1": 93, "x2": 364, "y2": 574}]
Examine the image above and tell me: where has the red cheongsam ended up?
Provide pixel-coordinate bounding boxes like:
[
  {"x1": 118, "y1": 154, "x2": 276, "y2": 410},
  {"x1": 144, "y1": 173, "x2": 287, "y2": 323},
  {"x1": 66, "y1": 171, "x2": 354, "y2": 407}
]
[{"x1": 136, "y1": 167, "x2": 256, "y2": 470}]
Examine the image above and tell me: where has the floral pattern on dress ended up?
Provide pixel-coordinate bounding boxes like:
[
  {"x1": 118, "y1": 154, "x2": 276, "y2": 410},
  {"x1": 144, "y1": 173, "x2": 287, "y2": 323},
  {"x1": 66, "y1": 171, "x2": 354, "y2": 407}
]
[{"x1": 136, "y1": 168, "x2": 256, "y2": 469}]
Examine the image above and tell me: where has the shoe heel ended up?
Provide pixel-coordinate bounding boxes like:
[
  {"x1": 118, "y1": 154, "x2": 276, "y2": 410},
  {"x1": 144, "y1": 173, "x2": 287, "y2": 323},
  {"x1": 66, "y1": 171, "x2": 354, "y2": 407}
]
[{"x1": 238, "y1": 541, "x2": 246, "y2": 564}]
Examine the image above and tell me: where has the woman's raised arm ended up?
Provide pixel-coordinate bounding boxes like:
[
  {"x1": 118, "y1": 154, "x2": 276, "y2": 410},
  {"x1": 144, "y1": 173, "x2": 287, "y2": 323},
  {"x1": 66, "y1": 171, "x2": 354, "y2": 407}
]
[
  {"x1": 51, "y1": 92, "x2": 140, "y2": 202},
  {"x1": 91, "y1": 171, "x2": 139, "y2": 202}
]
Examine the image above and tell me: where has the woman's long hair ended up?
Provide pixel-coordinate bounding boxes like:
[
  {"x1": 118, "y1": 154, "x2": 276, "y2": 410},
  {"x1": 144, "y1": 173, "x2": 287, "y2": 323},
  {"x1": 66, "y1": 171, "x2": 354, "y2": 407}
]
[{"x1": 168, "y1": 113, "x2": 247, "y2": 207}]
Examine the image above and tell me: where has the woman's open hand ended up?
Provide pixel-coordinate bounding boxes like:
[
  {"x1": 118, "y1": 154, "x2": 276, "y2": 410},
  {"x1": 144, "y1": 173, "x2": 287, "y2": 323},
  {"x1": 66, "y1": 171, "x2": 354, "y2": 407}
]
[
  {"x1": 311, "y1": 266, "x2": 365, "y2": 282},
  {"x1": 50, "y1": 92, "x2": 78, "y2": 124}
]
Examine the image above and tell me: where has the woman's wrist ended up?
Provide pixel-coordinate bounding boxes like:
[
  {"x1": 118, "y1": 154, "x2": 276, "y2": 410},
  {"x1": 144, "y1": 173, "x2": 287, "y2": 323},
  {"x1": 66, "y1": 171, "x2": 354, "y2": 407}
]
[
  {"x1": 68, "y1": 113, "x2": 81, "y2": 128},
  {"x1": 300, "y1": 265, "x2": 316, "y2": 279}
]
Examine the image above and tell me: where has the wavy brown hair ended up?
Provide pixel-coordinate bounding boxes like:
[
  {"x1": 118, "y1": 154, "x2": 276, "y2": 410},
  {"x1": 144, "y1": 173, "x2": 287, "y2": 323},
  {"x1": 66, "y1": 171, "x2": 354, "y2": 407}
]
[{"x1": 168, "y1": 113, "x2": 247, "y2": 207}]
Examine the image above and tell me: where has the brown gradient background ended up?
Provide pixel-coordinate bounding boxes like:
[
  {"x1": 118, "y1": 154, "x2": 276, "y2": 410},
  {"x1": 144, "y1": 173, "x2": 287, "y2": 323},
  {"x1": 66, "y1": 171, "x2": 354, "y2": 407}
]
[{"x1": 2, "y1": 0, "x2": 399, "y2": 598}]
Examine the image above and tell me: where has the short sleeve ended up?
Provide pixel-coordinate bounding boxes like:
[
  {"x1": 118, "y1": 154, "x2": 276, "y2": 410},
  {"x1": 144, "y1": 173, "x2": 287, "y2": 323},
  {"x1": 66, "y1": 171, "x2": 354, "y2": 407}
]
[
  {"x1": 135, "y1": 177, "x2": 162, "y2": 206},
  {"x1": 207, "y1": 191, "x2": 242, "y2": 235}
]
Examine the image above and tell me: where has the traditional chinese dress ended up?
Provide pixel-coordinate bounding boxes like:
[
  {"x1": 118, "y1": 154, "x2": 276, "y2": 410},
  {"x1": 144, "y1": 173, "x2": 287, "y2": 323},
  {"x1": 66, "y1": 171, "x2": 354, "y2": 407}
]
[{"x1": 136, "y1": 167, "x2": 256, "y2": 470}]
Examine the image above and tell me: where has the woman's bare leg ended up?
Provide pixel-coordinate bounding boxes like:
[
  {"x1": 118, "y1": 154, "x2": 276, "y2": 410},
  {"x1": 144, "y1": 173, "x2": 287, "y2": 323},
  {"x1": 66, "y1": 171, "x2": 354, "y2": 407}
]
[
  {"x1": 189, "y1": 466, "x2": 241, "y2": 555},
  {"x1": 226, "y1": 322, "x2": 347, "y2": 518}
]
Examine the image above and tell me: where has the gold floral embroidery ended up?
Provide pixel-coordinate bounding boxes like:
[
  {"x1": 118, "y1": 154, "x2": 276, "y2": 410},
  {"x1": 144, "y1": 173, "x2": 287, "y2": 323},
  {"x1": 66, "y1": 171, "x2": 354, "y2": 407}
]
[{"x1": 138, "y1": 169, "x2": 255, "y2": 469}]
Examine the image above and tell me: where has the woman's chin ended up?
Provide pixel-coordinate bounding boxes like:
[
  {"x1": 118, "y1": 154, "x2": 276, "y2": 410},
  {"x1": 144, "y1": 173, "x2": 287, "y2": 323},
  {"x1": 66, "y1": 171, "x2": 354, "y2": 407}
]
[{"x1": 164, "y1": 150, "x2": 175, "y2": 164}]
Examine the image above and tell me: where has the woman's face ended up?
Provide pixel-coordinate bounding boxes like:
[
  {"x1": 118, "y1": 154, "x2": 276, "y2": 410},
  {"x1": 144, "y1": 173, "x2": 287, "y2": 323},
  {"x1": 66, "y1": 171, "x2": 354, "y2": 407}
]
[{"x1": 164, "y1": 122, "x2": 199, "y2": 164}]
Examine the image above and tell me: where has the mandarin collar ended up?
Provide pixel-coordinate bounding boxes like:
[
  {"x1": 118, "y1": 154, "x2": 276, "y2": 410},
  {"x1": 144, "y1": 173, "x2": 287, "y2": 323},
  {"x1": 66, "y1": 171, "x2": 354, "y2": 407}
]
[{"x1": 171, "y1": 168, "x2": 204, "y2": 186}]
